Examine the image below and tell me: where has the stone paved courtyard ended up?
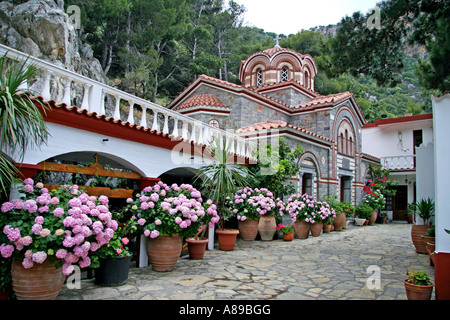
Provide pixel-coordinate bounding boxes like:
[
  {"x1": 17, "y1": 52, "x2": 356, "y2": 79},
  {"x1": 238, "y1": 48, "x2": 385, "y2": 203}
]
[{"x1": 57, "y1": 223, "x2": 434, "y2": 300}]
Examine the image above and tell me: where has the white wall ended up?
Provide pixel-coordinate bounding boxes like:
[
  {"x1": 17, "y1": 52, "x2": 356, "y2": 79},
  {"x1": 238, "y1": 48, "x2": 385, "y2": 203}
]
[
  {"x1": 362, "y1": 118, "x2": 433, "y2": 158},
  {"x1": 9, "y1": 122, "x2": 205, "y2": 179},
  {"x1": 433, "y1": 94, "x2": 450, "y2": 253}
]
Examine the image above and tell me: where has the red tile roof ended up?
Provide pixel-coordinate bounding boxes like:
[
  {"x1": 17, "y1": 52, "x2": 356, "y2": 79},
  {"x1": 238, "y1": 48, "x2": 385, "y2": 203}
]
[
  {"x1": 362, "y1": 113, "x2": 433, "y2": 128},
  {"x1": 236, "y1": 120, "x2": 333, "y2": 143},
  {"x1": 292, "y1": 92, "x2": 354, "y2": 110},
  {"x1": 173, "y1": 93, "x2": 230, "y2": 111}
]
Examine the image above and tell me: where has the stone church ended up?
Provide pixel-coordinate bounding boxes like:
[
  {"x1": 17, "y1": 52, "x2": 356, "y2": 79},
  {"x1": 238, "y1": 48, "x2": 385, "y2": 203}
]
[{"x1": 168, "y1": 45, "x2": 380, "y2": 204}]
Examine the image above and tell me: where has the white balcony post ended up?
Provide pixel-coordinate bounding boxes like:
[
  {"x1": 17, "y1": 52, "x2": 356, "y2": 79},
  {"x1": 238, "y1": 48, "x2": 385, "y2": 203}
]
[
  {"x1": 41, "y1": 70, "x2": 52, "y2": 101},
  {"x1": 182, "y1": 120, "x2": 188, "y2": 140},
  {"x1": 172, "y1": 116, "x2": 179, "y2": 137},
  {"x1": 80, "y1": 83, "x2": 91, "y2": 111},
  {"x1": 127, "y1": 100, "x2": 135, "y2": 125},
  {"x1": 140, "y1": 106, "x2": 148, "y2": 127},
  {"x1": 113, "y1": 94, "x2": 121, "y2": 120},
  {"x1": 62, "y1": 77, "x2": 72, "y2": 106},
  {"x1": 151, "y1": 109, "x2": 159, "y2": 131},
  {"x1": 162, "y1": 112, "x2": 169, "y2": 134}
]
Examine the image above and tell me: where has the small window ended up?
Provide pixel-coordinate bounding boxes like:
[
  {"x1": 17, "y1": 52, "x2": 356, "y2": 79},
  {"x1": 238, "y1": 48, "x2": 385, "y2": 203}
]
[
  {"x1": 304, "y1": 70, "x2": 310, "y2": 88},
  {"x1": 208, "y1": 119, "x2": 220, "y2": 129},
  {"x1": 256, "y1": 69, "x2": 263, "y2": 87},
  {"x1": 281, "y1": 67, "x2": 289, "y2": 82}
]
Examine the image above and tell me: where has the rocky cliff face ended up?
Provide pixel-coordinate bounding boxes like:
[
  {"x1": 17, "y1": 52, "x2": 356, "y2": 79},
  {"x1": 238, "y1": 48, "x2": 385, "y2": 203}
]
[{"x1": 0, "y1": 0, "x2": 108, "y2": 106}]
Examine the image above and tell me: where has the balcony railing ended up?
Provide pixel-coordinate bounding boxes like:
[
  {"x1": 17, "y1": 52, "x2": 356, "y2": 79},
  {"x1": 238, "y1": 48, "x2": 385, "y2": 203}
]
[
  {"x1": 381, "y1": 155, "x2": 415, "y2": 171},
  {"x1": 0, "y1": 44, "x2": 256, "y2": 160}
]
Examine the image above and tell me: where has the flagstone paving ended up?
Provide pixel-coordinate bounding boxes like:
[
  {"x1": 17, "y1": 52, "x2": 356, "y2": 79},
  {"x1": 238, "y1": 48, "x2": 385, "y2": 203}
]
[{"x1": 57, "y1": 223, "x2": 435, "y2": 300}]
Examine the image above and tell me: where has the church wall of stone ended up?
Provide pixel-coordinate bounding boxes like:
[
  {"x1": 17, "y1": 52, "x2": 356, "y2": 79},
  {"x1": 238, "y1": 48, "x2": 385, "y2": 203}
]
[{"x1": 263, "y1": 88, "x2": 311, "y2": 106}]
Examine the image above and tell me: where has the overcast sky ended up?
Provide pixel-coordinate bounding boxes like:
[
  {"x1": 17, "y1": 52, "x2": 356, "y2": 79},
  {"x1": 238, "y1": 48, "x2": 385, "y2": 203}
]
[{"x1": 234, "y1": 0, "x2": 381, "y2": 35}]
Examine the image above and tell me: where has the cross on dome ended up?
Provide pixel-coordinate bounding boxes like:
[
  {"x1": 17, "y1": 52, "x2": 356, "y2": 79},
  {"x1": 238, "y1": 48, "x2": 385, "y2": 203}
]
[{"x1": 274, "y1": 34, "x2": 281, "y2": 48}]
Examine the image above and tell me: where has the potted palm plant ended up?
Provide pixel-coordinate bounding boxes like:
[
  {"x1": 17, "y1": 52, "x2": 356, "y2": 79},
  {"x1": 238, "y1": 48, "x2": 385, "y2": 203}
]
[
  {"x1": 194, "y1": 137, "x2": 253, "y2": 251},
  {"x1": 410, "y1": 198, "x2": 435, "y2": 254},
  {"x1": 404, "y1": 270, "x2": 434, "y2": 300}
]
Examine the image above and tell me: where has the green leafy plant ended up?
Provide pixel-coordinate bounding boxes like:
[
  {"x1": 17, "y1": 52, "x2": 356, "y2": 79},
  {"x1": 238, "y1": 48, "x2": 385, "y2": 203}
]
[
  {"x1": 276, "y1": 224, "x2": 295, "y2": 235},
  {"x1": 355, "y1": 202, "x2": 373, "y2": 220},
  {"x1": 426, "y1": 226, "x2": 435, "y2": 237},
  {"x1": 194, "y1": 137, "x2": 253, "y2": 229},
  {"x1": 0, "y1": 53, "x2": 50, "y2": 194},
  {"x1": 406, "y1": 270, "x2": 432, "y2": 286},
  {"x1": 410, "y1": 198, "x2": 435, "y2": 225}
]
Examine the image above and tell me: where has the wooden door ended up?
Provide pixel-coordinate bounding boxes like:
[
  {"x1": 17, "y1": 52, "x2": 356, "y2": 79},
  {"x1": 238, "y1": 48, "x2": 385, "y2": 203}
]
[{"x1": 393, "y1": 185, "x2": 408, "y2": 220}]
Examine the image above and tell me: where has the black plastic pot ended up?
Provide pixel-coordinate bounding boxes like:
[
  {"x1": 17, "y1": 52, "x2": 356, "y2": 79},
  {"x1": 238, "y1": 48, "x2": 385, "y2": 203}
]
[{"x1": 95, "y1": 256, "x2": 131, "y2": 286}]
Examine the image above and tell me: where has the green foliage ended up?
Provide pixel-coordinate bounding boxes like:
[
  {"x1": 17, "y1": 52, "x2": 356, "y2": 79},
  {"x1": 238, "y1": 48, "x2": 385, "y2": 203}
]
[
  {"x1": 194, "y1": 137, "x2": 254, "y2": 226},
  {"x1": 249, "y1": 137, "x2": 303, "y2": 199},
  {"x1": 355, "y1": 202, "x2": 373, "y2": 219},
  {"x1": 406, "y1": 270, "x2": 432, "y2": 286},
  {"x1": 0, "y1": 53, "x2": 50, "y2": 195},
  {"x1": 327, "y1": 0, "x2": 449, "y2": 94},
  {"x1": 410, "y1": 198, "x2": 435, "y2": 225}
]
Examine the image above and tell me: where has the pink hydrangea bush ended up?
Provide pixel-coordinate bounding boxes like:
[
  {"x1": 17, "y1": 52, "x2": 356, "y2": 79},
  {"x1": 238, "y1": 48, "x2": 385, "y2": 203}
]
[
  {"x1": 0, "y1": 178, "x2": 118, "y2": 275},
  {"x1": 226, "y1": 187, "x2": 277, "y2": 221},
  {"x1": 125, "y1": 181, "x2": 220, "y2": 238},
  {"x1": 284, "y1": 193, "x2": 335, "y2": 224}
]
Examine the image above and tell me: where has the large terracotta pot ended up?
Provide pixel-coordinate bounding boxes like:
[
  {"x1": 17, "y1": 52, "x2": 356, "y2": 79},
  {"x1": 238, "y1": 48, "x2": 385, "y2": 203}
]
[
  {"x1": 323, "y1": 224, "x2": 332, "y2": 233},
  {"x1": 216, "y1": 229, "x2": 239, "y2": 251},
  {"x1": 95, "y1": 256, "x2": 131, "y2": 286},
  {"x1": 294, "y1": 220, "x2": 310, "y2": 239},
  {"x1": 283, "y1": 232, "x2": 294, "y2": 241},
  {"x1": 369, "y1": 210, "x2": 378, "y2": 225},
  {"x1": 238, "y1": 218, "x2": 259, "y2": 241},
  {"x1": 11, "y1": 258, "x2": 65, "y2": 300},
  {"x1": 146, "y1": 234, "x2": 182, "y2": 272},
  {"x1": 186, "y1": 238, "x2": 209, "y2": 259},
  {"x1": 310, "y1": 222, "x2": 323, "y2": 237},
  {"x1": 333, "y1": 212, "x2": 346, "y2": 231},
  {"x1": 404, "y1": 280, "x2": 434, "y2": 300},
  {"x1": 411, "y1": 225, "x2": 431, "y2": 254},
  {"x1": 258, "y1": 215, "x2": 276, "y2": 241}
]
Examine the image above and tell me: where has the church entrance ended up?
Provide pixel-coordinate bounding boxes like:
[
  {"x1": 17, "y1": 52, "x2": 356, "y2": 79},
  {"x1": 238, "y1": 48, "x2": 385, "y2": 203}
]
[
  {"x1": 340, "y1": 176, "x2": 352, "y2": 202},
  {"x1": 302, "y1": 173, "x2": 313, "y2": 196},
  {"x1": 393, "y1": 185, "x2": 408, "y2": 221}
]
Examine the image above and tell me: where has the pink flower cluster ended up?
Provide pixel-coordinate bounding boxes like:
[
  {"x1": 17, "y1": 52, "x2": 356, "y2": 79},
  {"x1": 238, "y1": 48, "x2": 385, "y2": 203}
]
[
  {"x1": 227, "y1": 187, "x2": 277, "y2": 221},
  {"x1": 0, "y1": 179, "x2": 117, "y2": 275},
  {"x1": 129, "y1": 181, "x2": 219, "y2": 238},
  {"x1": 285, "y1": 193, "x2": 335, "y2": 224}
]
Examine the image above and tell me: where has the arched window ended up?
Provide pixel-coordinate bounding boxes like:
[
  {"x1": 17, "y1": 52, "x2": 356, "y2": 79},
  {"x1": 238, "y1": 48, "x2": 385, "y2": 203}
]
[
  {"x1": 256, "y1": 69, "x2": 263, "y2": 87},
  {"x1": 337, "y1": 119, "x2": 355, "y2": 156},
  {"x1": 340, "y1": 133, "x2": 345, "y2": 153},
  {"x1": 304, "y1": 70, "x2": 310, "y2": 88},
  {"x1": 349, "y1": 137, "x2": 354, "y2": 156},
  {"x1": 281, "y1": 67, "x2": 289, "y2": 82},
  {"x1": 345, "y1": 129, "x2": 349, "y2": 155}
]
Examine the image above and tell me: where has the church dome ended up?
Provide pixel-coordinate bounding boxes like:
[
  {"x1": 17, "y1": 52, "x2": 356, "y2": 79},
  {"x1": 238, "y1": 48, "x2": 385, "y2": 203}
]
[{"x1": 238, "y1": 46, "x2": 318, "y2": 91}]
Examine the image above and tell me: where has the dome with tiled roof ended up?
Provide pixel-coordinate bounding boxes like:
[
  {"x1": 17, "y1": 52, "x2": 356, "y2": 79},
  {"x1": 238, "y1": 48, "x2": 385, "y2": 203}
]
[
  {"x1": 239, "y1": 46, "x2": 318, "y2": 91},
  {"x1": 173, "y1": 93, "x2": 230, "y2": 111}
]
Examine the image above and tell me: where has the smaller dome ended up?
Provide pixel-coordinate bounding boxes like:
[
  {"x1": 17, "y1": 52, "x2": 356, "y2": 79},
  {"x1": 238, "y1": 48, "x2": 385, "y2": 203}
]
[{"x1": 174, "y1": 93, "x2": 227, "y2": 111}]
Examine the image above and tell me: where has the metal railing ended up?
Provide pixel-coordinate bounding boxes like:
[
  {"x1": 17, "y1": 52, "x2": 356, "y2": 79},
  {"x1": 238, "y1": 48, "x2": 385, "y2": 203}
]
[{"x1": 0, "y1": 44, "x2": 256, "y2": 160}]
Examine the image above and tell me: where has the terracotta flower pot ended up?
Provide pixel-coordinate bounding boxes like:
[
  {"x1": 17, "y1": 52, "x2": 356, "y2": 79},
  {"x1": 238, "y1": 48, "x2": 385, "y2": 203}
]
[
  {"x1": 333, "y1": 212, "x2": 346, "y2": 231},
  {"x1": 323, "y1": 224, "x2": 332, "y2": 233},
  {"x1": 426, "y1": 241, "x2": 435, "y2": 254},
  {"x1": 186, "y1": 238, "x2": 209, "y2": 259},
  {"x1": 283, "y1": 231, "x2": 294, "y2": 241},
  {"x1": 11, "y1": 258, "x2": 65, "y2": 300},
  {"x1": 258, "y1": 215, "x2": 276, "y2": 241},
  {"x1": 294, "y1": 220, "x2": 310, "y2": 239},
  {"x1": 411, "y1": 225, "x2": 431, "y2": 254},
  {"x1": 146, "y1": 234, "x2": 182, "y2": 272},
  {"x1": 363, "y1": 219, "x2": 369, "y2": 225},
  {"x1": 421, "y1": 235, "x2": 435, "y2": 251},
  {"x1": 238, "y1": 218, "x2": 259, "y2": 241},
  {"x1": 310, "y1": 222, "x2": 323, "y2": 237},
  {"x1": 404, "y1": 280, "x2": 434, "y2": 300},
  {"x1": 369, "y1": 210, "x2": 378, "y2": 225},
  {"x1": 216, "y1": 229, "x2": 239, "y2": 251}
]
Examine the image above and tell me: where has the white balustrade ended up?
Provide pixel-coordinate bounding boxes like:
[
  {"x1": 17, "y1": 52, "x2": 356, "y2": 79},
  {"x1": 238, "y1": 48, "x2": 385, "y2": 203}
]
[
  {"x1": 381, "y1": 155, "x2": 415, "y2": 170},
  {"x1": 0, "y1": 43, "x2": 256, "y2": 160}
]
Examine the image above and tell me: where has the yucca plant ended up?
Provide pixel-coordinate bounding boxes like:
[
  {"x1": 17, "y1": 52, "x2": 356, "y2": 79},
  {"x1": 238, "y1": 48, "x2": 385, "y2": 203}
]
[
  {"x1": 411, "y1": 198, "x2": 435, "y2": 225},
  {"x1": 193, "y1": 136, "x2": 254, "y2": 229},
  {"x1": 0, "y1": 52, "x2": 50, "y2": 194}
]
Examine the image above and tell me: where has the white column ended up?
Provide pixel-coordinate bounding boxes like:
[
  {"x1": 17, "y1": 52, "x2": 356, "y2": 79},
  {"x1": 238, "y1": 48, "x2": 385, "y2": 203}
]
[
  {"x1": 127, "y1": 100, "x2": 135, "y2": 125},
  {"x1": 80, "y1": 83, "x2": 91, "y2": 111},
  {"x1": 62, "y1": 77, "x2": 72, "y2": 106},
  {"x1": 41, "y1": 70, "x2": 52, "y2": 101},
  {"x1": 432, "y1": 94, "x2": 450, "y2": 253}
]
